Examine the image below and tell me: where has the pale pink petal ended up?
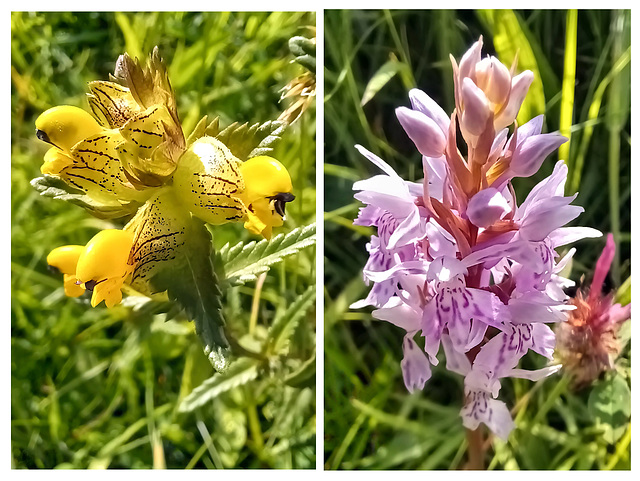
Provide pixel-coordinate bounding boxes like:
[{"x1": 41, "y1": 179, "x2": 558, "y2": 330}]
[
  {"x1": 461, "y1": 77, "x2": 491, "y2": 137},
  {"x1": 396, "y1": 107, "x2": 447, "y2": 157},
  {"x1": 401, "y1": 335, "x2": 432, "y2": 392},
  {"x1": 494, "y1": 70, "x2": 534, "y2": 131},
  {"x1": 441, "y1": 333, "x2": 471, "y2": 375},
  {"x1": 408, "y1": 88, "x2": 450, "y2": 135},
  {"x1": 371, "y1": 296, "x2": 422, "y2": 332},
  {"x1": 460, "y1": 390, "x2": 514, "y2": 441}
]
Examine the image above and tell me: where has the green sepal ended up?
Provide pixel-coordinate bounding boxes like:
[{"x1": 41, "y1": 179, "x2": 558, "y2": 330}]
[
  {"x1": 185, "y1": 114, "x2": 286, "y2": 160},
  {"x1": 207, "y1": 117, "x2": 286, "y2": 160},
  {"x1": 30, "y1": 175, "x2": 141, "y2": 219}
]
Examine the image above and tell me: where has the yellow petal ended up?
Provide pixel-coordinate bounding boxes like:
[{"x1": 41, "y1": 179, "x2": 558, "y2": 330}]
[
  {"x1": 35, "y1": 105, "x2": 103, "y2": 154},
  {"x1": 91, "y1": 278, "x2": 124, "y2": 308},
  {"x1": 41, "y1": 147, "x2": 74, "y2": 175},
  {"x1": 47, "y1": 245, "x2": 85, "y2": 275},
  {"x1": 63, "y1": 274, "x2": 85, "y2": 297},
  {"x1": 76, "y1": 229, "x2": 134, "y2": 284}
]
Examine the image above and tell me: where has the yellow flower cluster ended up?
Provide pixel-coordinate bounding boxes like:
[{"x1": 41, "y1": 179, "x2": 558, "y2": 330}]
[{"x1": 38, "y1": 48, "x2": 295, "y2": 307}]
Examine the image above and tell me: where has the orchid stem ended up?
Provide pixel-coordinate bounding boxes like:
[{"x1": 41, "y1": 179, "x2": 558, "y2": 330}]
[{"x1": 465, "y1": 427, "x2": 485, "y2": 469}]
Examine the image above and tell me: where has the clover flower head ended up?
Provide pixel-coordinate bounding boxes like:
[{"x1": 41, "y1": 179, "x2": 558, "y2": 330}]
[{"x1": 352, "y1": 37, "x2": 601, "y2": 439}]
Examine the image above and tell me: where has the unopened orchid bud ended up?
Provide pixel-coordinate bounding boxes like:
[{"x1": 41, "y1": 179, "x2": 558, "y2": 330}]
[
  {"x1": 460, "y1": 78, "x2": 491, "y2": 141},
  {"x1": 475, "y1": 56, "x2": 511, "y2": 107},
  {"x1": 408, "y1": 89, "x2": 450, "y2": 135},
  {"x1": 494, "y1": 70, "x2": 534, "y2": 131},
  {"x1": 396, "y1": 107, "x2": 447, "y2": 157},
  {"x1": 458, "y1": 37, "x2": 483, "y2": 81},
  {"x1": 510, "y1": 132, "x2": 568, "y2": 178},
  {"x1": 466, "y1": 187, "x2": 511, "y2": 228}
]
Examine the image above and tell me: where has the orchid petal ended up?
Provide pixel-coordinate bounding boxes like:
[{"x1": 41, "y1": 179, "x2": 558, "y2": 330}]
[
  {"x1": 396, "y1": 107, "x2": 447, "y2": 157},
  {"x1": 401, "y1": 335, "x2": 432, "y2": 392},
  {"x1": 408, "y1": 88, "x2": 450, "y2": 135}
]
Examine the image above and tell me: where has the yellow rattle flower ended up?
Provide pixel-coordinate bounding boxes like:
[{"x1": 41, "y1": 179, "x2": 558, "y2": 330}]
[
  {"x1": 236, "y1": 156, "x2": 295, "y2": 239},
  {"x1": 47, "y1": 229, "x2": 135, "y2": 308},
  {"x1": 76, "y1": 229, "x2": 135, "y2": 308},
  {"x1": 46, "y1": 245, "x2": 86, "y2": 297}
]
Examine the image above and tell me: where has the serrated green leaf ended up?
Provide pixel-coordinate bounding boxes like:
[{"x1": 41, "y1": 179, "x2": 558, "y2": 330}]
[
  {"x1": 178, "y1": 358, "x2": 261, "y2": 413},
  {"x1": 218, "y1": 223, "x2": 316, "y2": 286},
  {"x1": 128, "y1": 190, "x2": 230, "y2": 371},
  {"x1": 361, "y1": 58, "x2": 404, "y2": 106},
  {"x1": 268, "y1": 285, "x2": 316, "y2": 354},
  {"x1": 587, "y1": 374, "x2": 631, "y2": 444},
  {"x1": 202, "y1": 118, "x2": 286, "y2": 161},
  {"x1": 30, "y1": 175, "x2": 140, "y2": 219}
]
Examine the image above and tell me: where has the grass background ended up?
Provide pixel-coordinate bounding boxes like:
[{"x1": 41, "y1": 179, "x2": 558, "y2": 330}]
[
  {"x1": 11, "y1": 11, "x2": 316, "y2": 469},
  {"x1": 324, "y1": 9, "x2": 631, "y2": 469}
]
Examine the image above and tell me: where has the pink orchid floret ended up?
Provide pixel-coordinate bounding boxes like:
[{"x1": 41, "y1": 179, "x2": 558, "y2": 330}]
[{"x1": 352, "y1": 37, "x2": 602, "y2": 440}]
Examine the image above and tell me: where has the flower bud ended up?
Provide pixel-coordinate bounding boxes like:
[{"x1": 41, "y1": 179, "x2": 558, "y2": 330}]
[
  {"x1": 396, "y1": 106, "x2": 447, "y2": 157},
  {"x1": 460, "y1": 78, "x2": 491, "y2": 141},
  {"x1": 408, "y1": 89, "x2": 450, "y2": 135},
  {"x1": 494, "y1": 71, "x2": 534, "y2": 131},
  {"x1": 466, "y1": 187, "x2": 511, "y2": 228},
  {"x1": 475, "y1": 56, "x2": 511, "y2": 107},
  {"x1": 510, "y1": 132, "x2": 568, "y2": 178},
  {"x1": 458, "y1": 37, "x2": 483, "y2": 81}
]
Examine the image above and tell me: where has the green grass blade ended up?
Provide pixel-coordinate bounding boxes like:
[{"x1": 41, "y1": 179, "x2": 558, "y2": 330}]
[
  {"x1": 568, "y1": 46, "x2": 630, "y2": 193},
  {"x1": 559, "y1": 10, "x2": 578, "y2": 163},
  {"x1": 360, "y1": 57, "x2": 404, "y2": 106},
  {"x1": 606, "y1": 9, "x2": 630, "y2": 286}
]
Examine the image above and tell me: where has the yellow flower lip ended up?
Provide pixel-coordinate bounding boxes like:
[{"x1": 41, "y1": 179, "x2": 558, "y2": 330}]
[
  {"x1": 35, "y1": 105, "x2": 103, "y2": 154},
  {"x1": 76, "y1": 229, "x2": 134, "y2": 283}
]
